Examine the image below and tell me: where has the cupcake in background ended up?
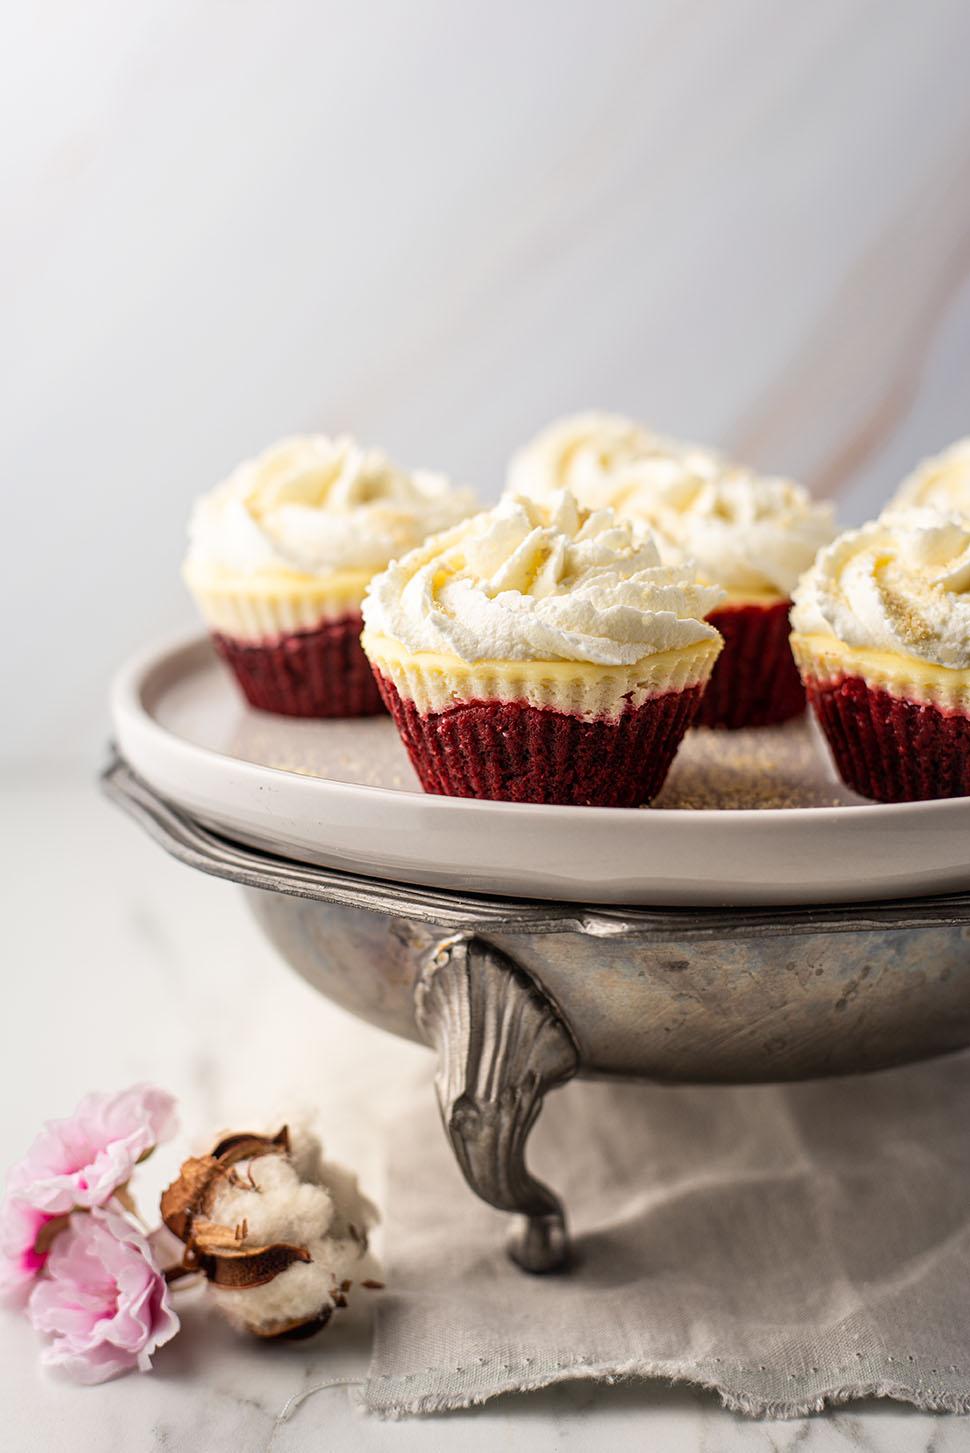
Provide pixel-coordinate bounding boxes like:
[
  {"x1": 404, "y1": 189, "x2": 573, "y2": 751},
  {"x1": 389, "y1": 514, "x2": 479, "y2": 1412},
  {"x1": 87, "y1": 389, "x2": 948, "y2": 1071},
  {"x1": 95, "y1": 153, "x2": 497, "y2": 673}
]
[
  {"x1": 622, "y1": 465, "x2": 836, "y2": 729},
  {"x1": 887, "y1": 438, "x2": 970, "y2": 516},
  {"x1": 184, "y1": 435, "x2": 477, "y2": 716},
  {"x1": 790, "y1": 509, "x2": 970, "y2": 802},
  {"x1": 507, "y1": 412, "x2": 835, "y2": 729},
  {"x1": 506, "y1": 410, "x2": 718, "y2": 508},
  {"x1": 360, "y1": 490, "x2": 725, "y2": 807}
]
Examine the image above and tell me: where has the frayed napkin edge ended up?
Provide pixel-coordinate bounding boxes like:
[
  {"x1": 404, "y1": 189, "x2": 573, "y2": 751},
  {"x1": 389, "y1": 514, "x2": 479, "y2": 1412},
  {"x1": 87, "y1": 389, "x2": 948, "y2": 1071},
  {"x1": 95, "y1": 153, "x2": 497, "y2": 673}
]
[{"x1": 357, "y1": 1360, "x2": 970, "y2": 1422}]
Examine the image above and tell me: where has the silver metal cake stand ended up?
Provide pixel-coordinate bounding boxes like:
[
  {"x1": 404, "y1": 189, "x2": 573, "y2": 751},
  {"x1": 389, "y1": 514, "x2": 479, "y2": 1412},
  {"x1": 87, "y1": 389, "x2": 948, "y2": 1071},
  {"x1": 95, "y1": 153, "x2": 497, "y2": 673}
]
[{"x1": 104, "y1": 753, "x2": 970, "y2": 1275}]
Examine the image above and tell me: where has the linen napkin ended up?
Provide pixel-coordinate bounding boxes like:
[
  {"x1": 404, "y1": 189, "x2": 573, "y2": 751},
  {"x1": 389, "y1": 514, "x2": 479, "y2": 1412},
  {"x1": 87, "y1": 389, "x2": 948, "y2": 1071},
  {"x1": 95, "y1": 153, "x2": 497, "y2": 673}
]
[{"x1": 363, "y1": 1050, "x2": 970, "y2": 1418}]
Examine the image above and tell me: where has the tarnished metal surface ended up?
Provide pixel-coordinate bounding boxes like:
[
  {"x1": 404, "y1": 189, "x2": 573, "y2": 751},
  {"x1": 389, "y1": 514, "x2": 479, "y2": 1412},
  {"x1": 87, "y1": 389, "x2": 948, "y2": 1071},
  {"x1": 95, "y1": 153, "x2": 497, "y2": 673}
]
[
  {"x1": 415, "y1": 935, "x2": 579, "y2": 1272},
  {"x1": 248, "y1": 893, "x2": 970, "y2": 1082},
  {"x1": 105, "y1": 752, "x2": 970, "y2": 1269},
  {"x1": 106, "y1": 753, "x2": 970, "y2": 1082}
]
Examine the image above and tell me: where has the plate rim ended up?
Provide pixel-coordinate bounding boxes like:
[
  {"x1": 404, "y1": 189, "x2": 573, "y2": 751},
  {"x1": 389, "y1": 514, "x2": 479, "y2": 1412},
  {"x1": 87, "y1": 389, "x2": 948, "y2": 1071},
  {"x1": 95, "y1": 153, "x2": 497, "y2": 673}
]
[
  {"x1": 110, "y1": 629, "x2": 970, "y2": 829},
  {"x1": 108, "y1": 630, "x2": 970, "y2": 907}
]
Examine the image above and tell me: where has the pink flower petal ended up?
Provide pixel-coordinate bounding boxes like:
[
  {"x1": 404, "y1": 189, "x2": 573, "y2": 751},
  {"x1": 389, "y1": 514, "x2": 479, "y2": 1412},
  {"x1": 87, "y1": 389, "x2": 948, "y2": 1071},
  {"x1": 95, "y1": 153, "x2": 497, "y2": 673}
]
[
  {"x1": 5, "y1": 1085, "x2": 178, "y2": 1215},
  {"x1": 0, "y1": 1199, "x2": 52, "y2": 1306},
  {"x1": 27, "y1": 1207, "x2": 179, "y2": 1384}
]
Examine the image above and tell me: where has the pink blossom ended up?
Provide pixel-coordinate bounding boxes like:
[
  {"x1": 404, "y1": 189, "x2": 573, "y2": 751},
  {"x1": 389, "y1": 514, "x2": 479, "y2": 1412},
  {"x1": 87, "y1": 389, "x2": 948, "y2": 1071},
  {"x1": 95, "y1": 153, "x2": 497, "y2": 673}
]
[
  {"x1": 5, "y1": 1085, "x2": 177, "y2": 1216},
  {"x1": 27, "y1": 1207, "x2": 179, "y2": 1384},
  {"x1": 0, "y1": 1198, "x2": 54, "y2": 1306}
]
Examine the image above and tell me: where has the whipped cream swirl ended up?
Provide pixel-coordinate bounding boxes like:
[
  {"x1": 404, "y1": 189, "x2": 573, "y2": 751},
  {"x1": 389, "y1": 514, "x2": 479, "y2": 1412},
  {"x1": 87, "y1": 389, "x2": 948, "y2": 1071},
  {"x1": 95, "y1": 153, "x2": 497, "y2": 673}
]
[
  {"x1": 362, "y1": 490, "x2": 724, "y2": 664},
  {"x1": 888, "y1": 438, "x2": 970, "y2": 517},
  {"x1": 506, "y1": 411, "x2": 713, "y2": 502},
  {"x1": 791, "y1": 509, "x2": 970, "y2": 669},
  {"x1": 187, "y1": 435, "x2": 477, "y2": 577},
  {"x1": 624, "y1": 468, "x2": 836, "y2": 596},
  {"x1": 507, "y1": 411, "x2": 834, "y2": 595}
]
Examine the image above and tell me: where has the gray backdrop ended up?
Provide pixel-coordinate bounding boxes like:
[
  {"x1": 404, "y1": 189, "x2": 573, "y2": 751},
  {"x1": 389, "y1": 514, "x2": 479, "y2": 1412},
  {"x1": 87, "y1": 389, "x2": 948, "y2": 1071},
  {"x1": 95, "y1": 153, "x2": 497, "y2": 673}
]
[{"x1": 4, "y1": 0, "x2": 969, "y2": 759}]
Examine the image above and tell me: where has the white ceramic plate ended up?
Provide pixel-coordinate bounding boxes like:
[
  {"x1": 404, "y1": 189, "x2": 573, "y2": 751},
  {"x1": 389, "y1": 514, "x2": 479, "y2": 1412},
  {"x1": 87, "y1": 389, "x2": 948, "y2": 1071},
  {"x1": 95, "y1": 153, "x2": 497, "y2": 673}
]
[{"x1": 110, "y1": 633, "x2": 970, "y2": 907}]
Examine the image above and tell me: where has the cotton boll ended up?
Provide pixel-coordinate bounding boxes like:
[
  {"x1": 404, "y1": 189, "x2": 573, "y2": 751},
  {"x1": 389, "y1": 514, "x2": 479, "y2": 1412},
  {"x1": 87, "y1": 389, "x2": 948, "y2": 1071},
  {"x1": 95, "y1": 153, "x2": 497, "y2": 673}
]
[
  {"x1": 209, "y1": 1156, "x2": 334, "y2": 1248},
  {"x1": 201, "y1": 1125, "x2": 380, "y2": 1339}
]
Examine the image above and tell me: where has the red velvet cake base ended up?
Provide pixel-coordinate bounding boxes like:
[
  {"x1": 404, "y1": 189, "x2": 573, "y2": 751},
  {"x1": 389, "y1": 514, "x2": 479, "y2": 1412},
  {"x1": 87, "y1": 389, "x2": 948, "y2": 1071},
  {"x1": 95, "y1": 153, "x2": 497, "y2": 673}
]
[
  {"x1": 213, "y1": 615, "x2": 386, "y2": 717},
  {"x1": 373, "y1": 674, "x2": 705, "y2": 805},
  {"x1": 694, "y1": 599, "x2": 804, "y2": 729},
  {"x1": 804, "y1": 674, "x2": 970, "y2": 802}
]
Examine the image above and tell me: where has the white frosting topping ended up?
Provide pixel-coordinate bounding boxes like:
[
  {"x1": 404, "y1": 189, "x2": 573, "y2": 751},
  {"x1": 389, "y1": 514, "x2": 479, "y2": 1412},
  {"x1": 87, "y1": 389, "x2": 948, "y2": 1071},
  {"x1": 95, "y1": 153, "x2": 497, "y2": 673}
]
[
  {"x1": 187, "y1": 435, "x2": 477, "y2": 577},
  {"x1": 624, "y1": 468, "x2": 837, "y2": 596},
  {"x1": 889, "y1": 438, "x2": 970, "y2": 517},
  {"x1": 507, "y1": 412, "x2": 835, "y2": 595},
  {"x1": 362, "y1": 490, "x2": 725, "y2": 665},
  {"x1": 791, "y1": 509, "x2": 970, "y2": 669},
  {"x1": 507, "y1": 411, "x2": 705, "y2": 501}
]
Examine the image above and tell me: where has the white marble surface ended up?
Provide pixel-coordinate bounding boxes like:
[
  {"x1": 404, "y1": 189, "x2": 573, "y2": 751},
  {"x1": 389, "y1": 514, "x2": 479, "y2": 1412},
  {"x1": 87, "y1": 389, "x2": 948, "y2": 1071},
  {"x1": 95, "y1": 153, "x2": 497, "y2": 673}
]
[
  {"x1": 4, "y1": 0, "x2": 970, "y2": 761},
  {"x1": 1, "y1": 764, "x2": 968, "y2": 1451}
]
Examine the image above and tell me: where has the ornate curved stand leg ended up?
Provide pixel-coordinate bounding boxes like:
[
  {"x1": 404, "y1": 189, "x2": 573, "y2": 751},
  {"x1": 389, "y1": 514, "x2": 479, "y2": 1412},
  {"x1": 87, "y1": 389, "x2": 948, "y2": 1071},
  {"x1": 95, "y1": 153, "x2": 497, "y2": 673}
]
[{"x1": 414, "y1": 933, "x2": 580, "y2": 1273}]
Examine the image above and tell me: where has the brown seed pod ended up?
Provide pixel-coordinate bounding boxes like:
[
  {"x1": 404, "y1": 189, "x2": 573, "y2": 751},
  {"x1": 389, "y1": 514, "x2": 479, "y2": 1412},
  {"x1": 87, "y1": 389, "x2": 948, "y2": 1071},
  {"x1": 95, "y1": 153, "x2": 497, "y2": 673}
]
[
  {"x1": 159, "y1": 1124, "x2": 380, "y2": 1340},
  {"x1": 160, "y1": 1128, "x2": 313, "y2": 1295}
]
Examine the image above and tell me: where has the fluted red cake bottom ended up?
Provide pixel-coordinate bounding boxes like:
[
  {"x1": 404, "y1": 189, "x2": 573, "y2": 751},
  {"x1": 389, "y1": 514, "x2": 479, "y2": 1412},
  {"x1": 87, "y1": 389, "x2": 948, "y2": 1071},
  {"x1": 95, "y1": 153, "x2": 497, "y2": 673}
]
[
  {"x1": 213, "y1": 615, "x2": 386, "y2": 717},
  {"x1": 373, "y1": 674, "x2": 705, "y2": 806},
  {"x1": 694, "y1": 599, "x2": 804, "y2": 729},
  {"x1": 804, "y1": 674, "x2": 970, "y2": 802}
]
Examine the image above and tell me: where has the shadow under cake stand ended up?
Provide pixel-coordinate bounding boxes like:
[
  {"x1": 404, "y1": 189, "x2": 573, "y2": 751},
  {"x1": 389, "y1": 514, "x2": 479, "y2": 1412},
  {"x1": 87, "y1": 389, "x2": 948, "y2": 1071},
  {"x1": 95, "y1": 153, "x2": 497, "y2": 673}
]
[{"x1": 103, "y1": 753, "x2": 970, "y2": 1274}]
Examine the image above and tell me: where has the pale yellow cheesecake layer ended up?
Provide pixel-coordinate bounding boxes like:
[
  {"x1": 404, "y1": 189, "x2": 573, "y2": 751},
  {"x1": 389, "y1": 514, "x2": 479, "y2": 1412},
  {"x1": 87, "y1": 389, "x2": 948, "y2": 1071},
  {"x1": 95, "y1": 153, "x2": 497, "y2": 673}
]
[
  {"x1": 361, "y1": 631, "x2": 721, "y2": 719},
  {"x1": 184, "y1": 558, "x2": 374, "y2": 640},
  {"x1": 791, "y1": 631, "x2": 970, "y2": 709}
]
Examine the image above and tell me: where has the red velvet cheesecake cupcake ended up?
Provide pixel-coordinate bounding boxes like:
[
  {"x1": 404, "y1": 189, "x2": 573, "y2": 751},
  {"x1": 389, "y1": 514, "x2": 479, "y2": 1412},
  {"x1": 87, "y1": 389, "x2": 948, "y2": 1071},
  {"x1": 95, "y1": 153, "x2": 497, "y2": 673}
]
[
  {"x1": 790, "y1": 510, "x2": 970, "y2": 802},
  {"x1": 184, "y1": 435, "x2": 476, "y2": 716},
  {"x1": 360, "y1": 491, "x2": 725, "y2": 806},
  {"x1": 508, "y1": 413, "x2": 835, "y2": 728}
]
